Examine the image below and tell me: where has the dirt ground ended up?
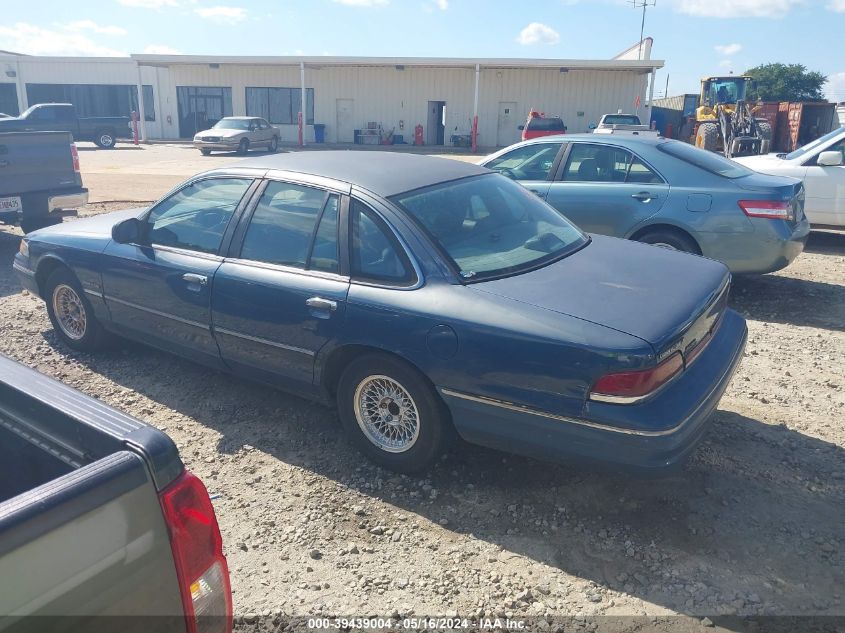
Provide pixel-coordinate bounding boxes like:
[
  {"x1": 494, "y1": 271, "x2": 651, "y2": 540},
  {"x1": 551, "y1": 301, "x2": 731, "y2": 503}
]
[{"x1": 1, "y1": 145, "x2": 843, "y2": 627}]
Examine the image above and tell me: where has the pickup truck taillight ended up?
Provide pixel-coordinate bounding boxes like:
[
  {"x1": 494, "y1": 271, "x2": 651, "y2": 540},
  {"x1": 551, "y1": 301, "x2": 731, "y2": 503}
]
[
  {"x1": 70, "y1": 144, "x2": 80, "y2": 173},
  {"x1": 159, "y1": 471, "x2": 232, "y2": 633},
  {"x1": 589, "y1": 352, "x2": 683, "y2": 404}
]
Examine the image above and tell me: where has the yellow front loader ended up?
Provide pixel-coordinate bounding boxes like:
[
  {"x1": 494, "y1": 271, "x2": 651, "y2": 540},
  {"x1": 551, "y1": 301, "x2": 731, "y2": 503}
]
[{"x1": 694, "y1": 76, "x2": 772, "y2": 158}]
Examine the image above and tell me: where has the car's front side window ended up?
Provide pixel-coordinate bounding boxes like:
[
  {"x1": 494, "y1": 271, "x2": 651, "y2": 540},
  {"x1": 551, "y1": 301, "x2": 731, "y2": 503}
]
[
  {"x1": 485, "y1": 143, "x2": 562, "y2": 181},
  {"x1": 146, "y1": 178, "x2": 252, "y2": 254},
  {"x1": 239, "y1": 181, "x2": 328, "y2": 268}
]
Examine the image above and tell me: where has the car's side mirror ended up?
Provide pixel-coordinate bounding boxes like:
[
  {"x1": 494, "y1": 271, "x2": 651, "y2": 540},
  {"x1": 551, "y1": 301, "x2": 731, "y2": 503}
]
[
  {"x1": 112, "y1": 217, "x2": 143, "y2": 244},
  {"x1": 817, "y1": 150, "x2": 843, "y2": 167},
  {"x1": 517, "y1": 125, "x2": 525, "y2": 131},
  {"x1": 588, "y1": 123, "x2": 597, "y2": 130}
]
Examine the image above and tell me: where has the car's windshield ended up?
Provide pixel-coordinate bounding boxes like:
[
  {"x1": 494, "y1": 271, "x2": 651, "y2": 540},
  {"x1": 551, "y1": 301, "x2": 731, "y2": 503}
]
[
  {"x1": 785, "y1": 127, "x2": 845, "y2": 160},
  {"x1": 391, "y1": 174, "x2": 587, "y2": 281},
  {"x1": 213, "y1": 119, "x2": 252, "y2": 130},
  {"x1": 602, "y1": 114, "x2": 641, "y2": 125},
  {"x1": 658, "y1": 140, "x2": 753, "y2": 179}
]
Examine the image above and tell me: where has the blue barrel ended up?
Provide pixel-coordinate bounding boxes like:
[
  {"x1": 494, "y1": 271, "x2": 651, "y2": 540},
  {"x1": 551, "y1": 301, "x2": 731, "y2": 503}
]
[{"x1": 314, "y1": 124, "x2": 326, "y2": 143}]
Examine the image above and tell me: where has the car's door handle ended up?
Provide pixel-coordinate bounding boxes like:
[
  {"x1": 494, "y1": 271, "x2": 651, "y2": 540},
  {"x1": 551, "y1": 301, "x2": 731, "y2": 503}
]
[
  {"x1": 527, "y1": 188, "x2": 544, "y2": 196},
  {"x1": 631, "y1": 191, "x2": 657, "y2": 202},
  {"x1": 306, "y1": 297, "x2": 337, "y2": 312},
  {"x1": 182, "y1": 273, "x2": 208, "y2": 286}
]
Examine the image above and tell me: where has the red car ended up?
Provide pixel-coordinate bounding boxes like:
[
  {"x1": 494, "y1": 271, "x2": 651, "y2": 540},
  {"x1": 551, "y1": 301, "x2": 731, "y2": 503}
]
[{"x1": 520, "y1": 111, "x2": 567, "y2": 141}]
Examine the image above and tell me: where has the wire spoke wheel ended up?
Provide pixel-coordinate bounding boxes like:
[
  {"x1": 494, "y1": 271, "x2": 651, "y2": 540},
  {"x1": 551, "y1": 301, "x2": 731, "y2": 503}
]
[
  {"x1": 354, "y1": 375, "x2": 420, "y2": 453},
  {"x1": 51, "y1": 284, "x2": 87, "y2": 340}
]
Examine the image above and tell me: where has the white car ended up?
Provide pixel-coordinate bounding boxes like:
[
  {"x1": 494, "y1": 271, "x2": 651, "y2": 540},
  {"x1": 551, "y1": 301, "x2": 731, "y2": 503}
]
[{"x1": 734, "y1": 127, "x2": 845, "y2": 229}]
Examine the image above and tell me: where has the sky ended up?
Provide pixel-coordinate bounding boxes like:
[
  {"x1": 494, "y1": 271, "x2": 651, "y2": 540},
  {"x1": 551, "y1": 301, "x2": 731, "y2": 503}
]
[{"x1": 1, "y1": 0, "x2": 843, "y2": 101}]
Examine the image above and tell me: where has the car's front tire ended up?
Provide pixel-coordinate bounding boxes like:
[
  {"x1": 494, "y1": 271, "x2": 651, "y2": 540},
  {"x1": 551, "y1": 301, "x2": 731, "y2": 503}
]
[
  {"x1": 267, "y1": 136, "x2": 279, "y2": 153},
  {"x1": 337, "y1": 354, "x2": 450, "y2": 474},
  {"x1": 200, "y1": 148, "x2": 212, "y2": 156},
  {"x1": 44, "y1": 268, "x2": 109, "y2": 352},
  {"x1": 237, "y1": 138, "x2": 249, "y2": 155}
]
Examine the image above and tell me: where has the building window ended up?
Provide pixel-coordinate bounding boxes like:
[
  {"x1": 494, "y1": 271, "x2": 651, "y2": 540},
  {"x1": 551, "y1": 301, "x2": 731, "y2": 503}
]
[
  {"x1": 245, "y1": 87, "x2": 314, "y2": 125},
  {"x1": 0, "y1": 84, "x2": 19, "y2": 116},
  {"x1": 24, "y1": 83, "x2": 155, "y2": 121}
]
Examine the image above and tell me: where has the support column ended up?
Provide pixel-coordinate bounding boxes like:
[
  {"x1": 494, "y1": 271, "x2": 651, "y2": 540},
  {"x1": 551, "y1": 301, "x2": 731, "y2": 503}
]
[
  {"x1": 135, "y1": 62, "x2": 148, "y2": 142},
  {"x1": 646, "y1": 69, "x2": 657, "y2": 127},
  {"x1": 14, "y1": 59, "x2": 27, "y2": 114},
  {"x1": 299, "y1": 62, "x2": 306, "y2": 147},
  {"x1": 471, "y1": 64, "x2": 480, "y2": 153}
]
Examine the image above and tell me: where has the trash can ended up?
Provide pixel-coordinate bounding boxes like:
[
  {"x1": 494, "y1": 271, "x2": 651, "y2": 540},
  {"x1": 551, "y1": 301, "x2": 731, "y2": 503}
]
[{"x1": 314, "y1": 124, "x2": 326, "y2": 143}]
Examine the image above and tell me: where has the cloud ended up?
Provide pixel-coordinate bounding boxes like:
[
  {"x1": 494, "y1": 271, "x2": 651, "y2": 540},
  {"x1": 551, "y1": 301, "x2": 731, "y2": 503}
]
[
  {"x1": 65, "y1": 20, "x2": 128, "y2": 36},
  {"x1": 825, "y1": 71, "x2": 845, "y2": 101},
  {"x1": 714, "y1": 43, "x2": 742, "y2": 56},
  {"x1": 332, "y1": 0, "x2": 389, "y2": 6},
  {"x1": 143, "y1": 44, "x2": 181, "y2": 54},
  {"x1": 668, "y1": 0, "x2": 803, "y2": 18},
  {"x1": 0, "y1": 22, "x2": 126, "y2": 56},
  {"x1": 828, "y1": 0, "x2": 845, "y2": 10},
  {"x1": 118, "y1": 0, "x2": 178, "y2": 7},
  {"x1": 194, "y1": 6, "x2": 247, "y2": 22},
  {"x1": 516, "y1": 22, "x2": 560, "y2": 45},
  {"x1": 434, "y1": 0, "x2": 448, "y2": 7}
]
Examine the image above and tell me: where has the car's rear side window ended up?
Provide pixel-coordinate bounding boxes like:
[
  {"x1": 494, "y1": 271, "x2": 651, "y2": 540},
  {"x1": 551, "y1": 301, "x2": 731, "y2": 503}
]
[
  {"x1": 240, "y1": 181, "x2": 327, "y2": 267},
  {"x1": 350, "y1": 200, "x2": 415, "y2": 285},
  {"x1": 658, "y1": 140, "x2": 752, "y2": 178}
]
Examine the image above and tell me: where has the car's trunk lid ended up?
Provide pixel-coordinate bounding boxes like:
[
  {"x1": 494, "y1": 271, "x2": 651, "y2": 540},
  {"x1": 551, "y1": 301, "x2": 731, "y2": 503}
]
[{"x1": 471, "y1": 234, "x2": 730, "y2": 359}]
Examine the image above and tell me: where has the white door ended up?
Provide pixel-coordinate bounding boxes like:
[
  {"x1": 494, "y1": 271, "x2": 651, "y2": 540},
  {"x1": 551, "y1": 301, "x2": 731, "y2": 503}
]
[
  {"x1": 497, "y1": 102, "x2": 518, "y2": 147},
  {"x1": 336, "y1": 99, "x2": 354, "y2": 143},
  {"x1": 803, "y1": 138, "x2": 845, "y2": 227}
]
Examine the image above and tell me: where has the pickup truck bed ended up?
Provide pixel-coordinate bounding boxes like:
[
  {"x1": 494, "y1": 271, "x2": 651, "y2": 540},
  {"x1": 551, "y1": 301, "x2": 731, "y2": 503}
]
[{"x1": 0, "y1": 355, "x2": 231, "y2": 632}]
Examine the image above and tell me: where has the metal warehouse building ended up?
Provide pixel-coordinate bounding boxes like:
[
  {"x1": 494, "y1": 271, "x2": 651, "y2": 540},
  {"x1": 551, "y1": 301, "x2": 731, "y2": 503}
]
[{"x1": 0, "y1": 41, "x2": 662, "y2": 148}]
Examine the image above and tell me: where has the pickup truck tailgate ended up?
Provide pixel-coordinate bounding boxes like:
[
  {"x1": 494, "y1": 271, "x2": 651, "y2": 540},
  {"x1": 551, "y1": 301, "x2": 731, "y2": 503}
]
[{"x1": 0, "y1": 131, "x2": 82, "y2": 196}]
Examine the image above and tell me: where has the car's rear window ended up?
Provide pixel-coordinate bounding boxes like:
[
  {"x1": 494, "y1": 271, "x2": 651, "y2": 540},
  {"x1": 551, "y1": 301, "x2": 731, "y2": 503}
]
[
  {"x1": 526, "y1": 117, "x2": 565, "y2": 132},
  {"x1": 602, "y1": 115, "x2": 641, "y2": 125},
  {"x1": 658, "y1": 140, "x2": 753, "y2": 179}
]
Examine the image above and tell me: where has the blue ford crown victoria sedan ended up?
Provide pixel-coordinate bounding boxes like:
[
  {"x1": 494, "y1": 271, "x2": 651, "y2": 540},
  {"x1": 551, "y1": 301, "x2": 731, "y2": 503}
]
[{"x1": 14, "y1": 152, "x2": 747, "y2": 473}]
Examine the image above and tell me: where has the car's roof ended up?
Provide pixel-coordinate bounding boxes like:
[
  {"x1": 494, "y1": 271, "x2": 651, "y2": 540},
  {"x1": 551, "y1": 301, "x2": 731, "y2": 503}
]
[
  {"x1": 231, "y1": 150, "x2": 490, "y2": 197},
  {"x1": 222, "y1": 116, "x2": 260, "y2": 120},
  {"x1": 519, "y1": 133, "x2": 666, "y2": 147}
]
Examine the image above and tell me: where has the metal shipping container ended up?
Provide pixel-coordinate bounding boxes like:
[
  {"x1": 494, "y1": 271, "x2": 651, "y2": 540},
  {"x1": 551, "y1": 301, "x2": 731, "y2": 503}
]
[{"x1": 775, "y1": 101, "x2": 836, "y2": 153}]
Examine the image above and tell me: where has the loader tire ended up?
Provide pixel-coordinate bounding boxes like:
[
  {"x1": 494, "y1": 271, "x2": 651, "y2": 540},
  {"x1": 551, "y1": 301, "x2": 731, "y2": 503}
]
[{"x1": 696, "y1": 123, "x2": 718, "y2": 152}]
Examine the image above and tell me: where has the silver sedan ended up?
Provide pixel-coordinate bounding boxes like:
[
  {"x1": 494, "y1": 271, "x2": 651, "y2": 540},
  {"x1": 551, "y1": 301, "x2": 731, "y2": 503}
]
[{"x1": 193, "y1": 116, "x2": 280, "y2": 155}]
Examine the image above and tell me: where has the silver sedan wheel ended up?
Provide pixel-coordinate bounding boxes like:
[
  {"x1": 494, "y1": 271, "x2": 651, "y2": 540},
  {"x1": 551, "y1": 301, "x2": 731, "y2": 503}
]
[
  {"x1": 52, "y1": 284, "x2": 87, "y2": 340},
  {"x1": 354, "y1": 375, "x2": 420, "y2": 453}
]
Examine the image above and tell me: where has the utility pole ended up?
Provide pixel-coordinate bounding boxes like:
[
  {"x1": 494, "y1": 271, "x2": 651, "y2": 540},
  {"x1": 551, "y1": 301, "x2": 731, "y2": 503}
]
[{"x1": 630, "y1": 0, "x2": 657, "y2": 60}]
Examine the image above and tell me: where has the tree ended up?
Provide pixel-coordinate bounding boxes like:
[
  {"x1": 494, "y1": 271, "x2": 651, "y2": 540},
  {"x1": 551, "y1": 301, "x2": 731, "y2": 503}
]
[{"x1": 744, "y1": 63, "x2": 827, "y2": 102}]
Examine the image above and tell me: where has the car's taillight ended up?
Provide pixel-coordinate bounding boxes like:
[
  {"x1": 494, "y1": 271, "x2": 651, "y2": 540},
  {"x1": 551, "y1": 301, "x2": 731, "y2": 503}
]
[
  {"x1": 590, "y1": 352, "x2": 683, "y2": 403},
  {"x1": 159, "y1": 470, "x2": 232, "y2": 633},
  {"x1": 738, "y1": 199, "x2": 793, "y2": 221},
  {"x1": 70, "y1": 144, "x2": 80, "y2": 173}
]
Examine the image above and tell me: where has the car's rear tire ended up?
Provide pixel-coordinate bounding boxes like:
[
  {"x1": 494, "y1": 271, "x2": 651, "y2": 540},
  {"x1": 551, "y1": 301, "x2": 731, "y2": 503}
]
[
  {"x1": 94, "y1": 130, "x2": 116, "y2": 149},
  {"x1": 200, "y1": 148, "x2": 212, "y2": 156},
  {"x1": 635, "y1": 229, "x2": 700, "y2": 254},
  {"x1": 267, "y1": 136, "x2": 279, "y2": 153},
  {"x1": 696, "y1": 122, "x2": 718, "y2": 152},
  {"x1": 336, "y1": 353, "x2": 450, "y2": 474},
  {"x1": 237, "y1": 138, "x2": 249, "y2": 155},
  {"x1": 44, "y1": 268, "x2": 109, "y2": 352}
]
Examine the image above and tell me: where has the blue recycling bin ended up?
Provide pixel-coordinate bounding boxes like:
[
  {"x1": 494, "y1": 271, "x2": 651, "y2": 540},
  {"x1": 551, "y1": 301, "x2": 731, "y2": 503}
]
[{"x1": 314, "y1": 124, "x2": 326, "y2": 143}]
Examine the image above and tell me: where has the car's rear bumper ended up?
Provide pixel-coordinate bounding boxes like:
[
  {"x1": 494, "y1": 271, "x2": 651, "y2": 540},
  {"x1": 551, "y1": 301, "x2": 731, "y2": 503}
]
[
  {"x1": 698, "y1": 216, "x2": 810, "y2": 274},
  {"x1": 440, "y1": 309, "x2": 747, "y2": 471},
  {"x1": 48, "y1": 189, "x2": 88, "y2": 212}
]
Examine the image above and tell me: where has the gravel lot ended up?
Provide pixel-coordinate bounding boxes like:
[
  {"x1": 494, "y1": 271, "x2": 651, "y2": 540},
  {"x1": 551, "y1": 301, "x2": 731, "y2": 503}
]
[{"x1": 1, "y1": 150, "x2": 843, "y2": 627}]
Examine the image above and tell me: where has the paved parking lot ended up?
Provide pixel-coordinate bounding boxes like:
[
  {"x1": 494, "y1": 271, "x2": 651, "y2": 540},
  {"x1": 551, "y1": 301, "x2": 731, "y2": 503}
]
[{"x1": 1, "y1": 144, "x2": 843, "y2": 625}]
